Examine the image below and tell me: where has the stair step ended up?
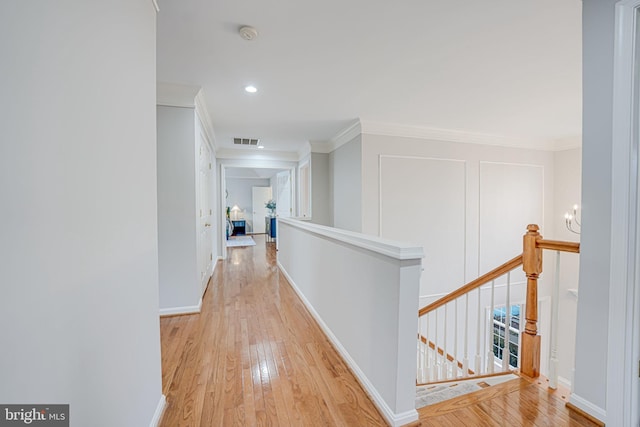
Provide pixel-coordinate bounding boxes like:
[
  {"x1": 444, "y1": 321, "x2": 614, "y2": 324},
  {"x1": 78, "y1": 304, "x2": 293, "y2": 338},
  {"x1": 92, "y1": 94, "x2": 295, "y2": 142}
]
[{"x1": 416, "y1": 373, "x2": 518, "y2": 410}]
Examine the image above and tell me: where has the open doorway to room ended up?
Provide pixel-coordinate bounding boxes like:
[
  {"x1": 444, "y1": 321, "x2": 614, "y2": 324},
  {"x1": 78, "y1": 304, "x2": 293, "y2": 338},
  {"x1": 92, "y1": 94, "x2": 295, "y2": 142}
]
[{"x1": 220, "y1": 165, "x2": 296, "y2": 259}]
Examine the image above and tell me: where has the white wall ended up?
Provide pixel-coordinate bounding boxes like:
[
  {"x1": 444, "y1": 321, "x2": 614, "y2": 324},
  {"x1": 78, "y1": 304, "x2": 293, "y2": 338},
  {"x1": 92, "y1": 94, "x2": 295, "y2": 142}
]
[
  {"x1": 277, "y1": 219, "x2": 422, "y2": 426},
  {"x1": 330, "y1": 135, "x2": 362, "y2": 232},
  {"x1": 157, "y1": 106, "x2": 200, "y2": 311},
  {"x1": 311, "y1": 152, "x2": 332, "y2": 226},
  {"x1": 0, "y1": 2, "x2": 163, "y2": 426},
  {"x1": 226, "y1": 178, "x2": 270, "y2": 232},
  {"x1": 571, "y1": 0, "x2": 616, "y2": 418},
  {"x1": 553, "y1": 148, "x2": 582, "y2": 388},
  {"x1": 361, "y1": 133, "x2": 555, "y2": 290}
]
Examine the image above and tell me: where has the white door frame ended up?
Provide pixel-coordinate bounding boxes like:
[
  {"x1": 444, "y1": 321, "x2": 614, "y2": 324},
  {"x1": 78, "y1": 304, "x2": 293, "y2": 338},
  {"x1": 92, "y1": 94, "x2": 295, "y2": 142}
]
[
  {"x1": 608, "y1": 1, "x2": 640, "y2": 425},
  {"x1": 218, "y1": 160, "x2": 297, "y2": 260}
]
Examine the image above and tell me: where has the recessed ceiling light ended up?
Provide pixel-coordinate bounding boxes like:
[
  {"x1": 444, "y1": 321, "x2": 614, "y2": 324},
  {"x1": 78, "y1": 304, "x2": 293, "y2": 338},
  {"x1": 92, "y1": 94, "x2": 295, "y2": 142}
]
[
  {"x1": 257, "y1": 145, "x2": 264, "y2": 149},
  {"x1": 245, "y1": 85, "x2": 257, "y2": 93}
]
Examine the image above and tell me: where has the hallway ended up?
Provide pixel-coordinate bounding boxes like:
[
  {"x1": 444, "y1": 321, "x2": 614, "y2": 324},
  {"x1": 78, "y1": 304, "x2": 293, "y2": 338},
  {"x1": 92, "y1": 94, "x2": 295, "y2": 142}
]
[
  {"x1": 159, "y1": 234, "x2": 601, "y2": 426},
  {"x1": 159, "y1": 235, "x2": 387, "y2": 426}
]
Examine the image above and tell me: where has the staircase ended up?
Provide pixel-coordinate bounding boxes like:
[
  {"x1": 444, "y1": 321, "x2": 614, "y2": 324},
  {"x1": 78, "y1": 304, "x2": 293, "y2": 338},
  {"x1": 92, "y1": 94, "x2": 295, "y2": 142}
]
[{"x1": 415, "y1": 224, "x2": 580, "y2": 408}]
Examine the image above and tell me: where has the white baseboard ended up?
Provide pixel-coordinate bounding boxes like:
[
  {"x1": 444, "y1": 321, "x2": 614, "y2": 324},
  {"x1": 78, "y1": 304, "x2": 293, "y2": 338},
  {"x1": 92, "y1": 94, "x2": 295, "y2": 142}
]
[
  {"x1": 149, "y1": 394, "x2": 166, "y2": 427},
  {"x1": 557, "y1": 375, "x2": 572, "y2": 390},
  {"x1": 159, "y1": 298, "x2": 202, "y2": 317},
  {"x1": 277, "y1": 261, "x2": 418, "y2": 427},
  {"x1": 568, "y1": 393, "x2": 606, "y2": 423}
]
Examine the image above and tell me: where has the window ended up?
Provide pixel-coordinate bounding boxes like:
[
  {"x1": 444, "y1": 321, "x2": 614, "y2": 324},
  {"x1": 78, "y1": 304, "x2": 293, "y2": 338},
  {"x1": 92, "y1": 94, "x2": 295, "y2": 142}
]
[{"x1": 492, "y1": 304, "x2": 521, "y2": 368}]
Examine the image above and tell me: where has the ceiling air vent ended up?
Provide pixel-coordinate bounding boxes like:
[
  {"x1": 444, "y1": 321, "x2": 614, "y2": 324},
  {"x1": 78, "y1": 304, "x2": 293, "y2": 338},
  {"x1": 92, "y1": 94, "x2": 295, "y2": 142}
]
[{"x1": 233, "y1": 138, "x2": 259, "y2": 146}]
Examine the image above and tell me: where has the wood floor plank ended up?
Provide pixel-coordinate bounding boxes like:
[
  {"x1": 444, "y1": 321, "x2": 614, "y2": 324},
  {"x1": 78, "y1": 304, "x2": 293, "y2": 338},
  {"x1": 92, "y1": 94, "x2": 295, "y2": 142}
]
[{"x1": 160, "y1": 234, "x2": 602, "y2": 427}]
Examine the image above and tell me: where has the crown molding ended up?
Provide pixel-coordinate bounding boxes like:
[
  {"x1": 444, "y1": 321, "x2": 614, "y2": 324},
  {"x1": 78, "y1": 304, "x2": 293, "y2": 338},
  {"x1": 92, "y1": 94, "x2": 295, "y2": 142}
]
[
  {"x1": 309, "y1": 141, "x2": 333, "y2": 154},
  {"x1": 156, "y1": 82, "x2": 200, "y2": 108},
  {"x1": 330, "y1": 120, "x2": 362, "y2": 151},
  {"x1": 297, "y1": 142, "x2": 312, "y2": 160},
  {"x1": 157, "y1": 82, "x2": 217, "y2": 150},
  {"x1": 194, "y1": 89, "x2": 217, "y2": 150},
  {"x1": 307, "y1": 120, "x2": 362, "y2": 154},
  {"x1": 358, "y1": 120, "x2": 581, "y2": 151},
  {"x1": 360, "y1": 120, "x2": 551, "y2": 150}
]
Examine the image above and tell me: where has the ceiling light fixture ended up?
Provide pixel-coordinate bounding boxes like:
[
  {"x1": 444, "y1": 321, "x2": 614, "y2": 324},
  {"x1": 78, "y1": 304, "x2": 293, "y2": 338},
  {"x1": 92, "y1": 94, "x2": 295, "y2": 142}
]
[
  {"x1": 245, "y1": 85, "x2": 257, "y2": 93},
  {"x1": 257, "y1": 145, "x2": 264, "y2": 149}
]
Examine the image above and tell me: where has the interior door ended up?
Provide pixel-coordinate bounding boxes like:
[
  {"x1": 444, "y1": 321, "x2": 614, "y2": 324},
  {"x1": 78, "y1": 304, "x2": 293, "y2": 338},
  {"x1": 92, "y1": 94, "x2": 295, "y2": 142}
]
[
  {"x1": 252, "y1": 186, "x2": 272, "y2": 233},
  {"x1": 276, "y1": 170, "x2": 291, "y2": 217},
  {"x1": 198, "y1": 134, "x2": 213, "y2": 295}
]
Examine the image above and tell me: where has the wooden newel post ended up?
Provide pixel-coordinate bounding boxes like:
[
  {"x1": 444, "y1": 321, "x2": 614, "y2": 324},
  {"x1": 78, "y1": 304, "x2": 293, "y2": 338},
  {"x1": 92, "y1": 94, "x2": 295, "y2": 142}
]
[{"x1": 521, "y1": 224, "x2": 542, "y2": 378}]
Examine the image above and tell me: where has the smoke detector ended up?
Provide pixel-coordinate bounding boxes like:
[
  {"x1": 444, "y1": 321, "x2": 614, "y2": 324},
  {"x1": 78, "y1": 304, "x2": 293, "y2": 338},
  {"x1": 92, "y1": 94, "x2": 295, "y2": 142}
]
[{"x1": 239, "y1": 26, "x2": 258, "y2": 41}]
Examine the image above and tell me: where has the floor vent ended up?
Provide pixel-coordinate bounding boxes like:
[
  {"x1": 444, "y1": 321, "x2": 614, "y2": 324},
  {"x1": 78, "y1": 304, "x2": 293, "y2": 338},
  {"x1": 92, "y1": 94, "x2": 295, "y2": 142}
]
[{"x1": 233, "y1": 138, "x2": 259, "y2": 146}]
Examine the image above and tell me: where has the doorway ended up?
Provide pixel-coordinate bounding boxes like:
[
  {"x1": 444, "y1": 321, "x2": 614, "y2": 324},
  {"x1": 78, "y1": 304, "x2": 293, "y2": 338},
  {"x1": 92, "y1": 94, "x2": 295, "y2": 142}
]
[{"x1": 220, "y1": 164, "x2": 296, "y2": 260}]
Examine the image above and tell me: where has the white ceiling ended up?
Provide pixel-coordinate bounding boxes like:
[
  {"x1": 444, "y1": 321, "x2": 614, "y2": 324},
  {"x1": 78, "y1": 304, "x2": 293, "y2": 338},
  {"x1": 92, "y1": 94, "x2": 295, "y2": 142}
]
[{"x1": 157, "y1": 0, "x2": 582, "y2": 154}]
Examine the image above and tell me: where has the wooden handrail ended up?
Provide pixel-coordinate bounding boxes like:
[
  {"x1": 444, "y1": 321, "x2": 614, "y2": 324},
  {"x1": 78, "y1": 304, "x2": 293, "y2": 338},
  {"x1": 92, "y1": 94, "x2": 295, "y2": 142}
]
[
  {"x1": 416, "y1": 225, "x2": 581, "y2": 383},
  {"x1": 536, "y1": 239, "x2": 580, "y2": 253},
  {"x1": 418, "y1": 254, "x2": 523, "y2": 317}
]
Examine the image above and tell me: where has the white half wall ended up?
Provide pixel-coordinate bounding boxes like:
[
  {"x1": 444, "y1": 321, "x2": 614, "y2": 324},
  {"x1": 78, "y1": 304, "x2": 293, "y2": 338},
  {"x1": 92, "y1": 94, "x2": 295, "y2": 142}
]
[
  {"x1": 0, "y1": 1, "x2": 163, "y2": 426},
  {"x1": 277, "y1": 219, "x2": 423, "y2": 426}
]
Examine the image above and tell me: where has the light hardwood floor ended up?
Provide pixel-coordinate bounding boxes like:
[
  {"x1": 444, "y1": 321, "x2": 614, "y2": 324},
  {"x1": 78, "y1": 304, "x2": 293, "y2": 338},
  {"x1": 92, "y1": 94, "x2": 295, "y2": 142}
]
[
  {"x1": 160, "y1": 234, "x2": 600, "y2": 427},
  {"x1": 159, "y1": 235, "x2": 387, "y2": 426}
]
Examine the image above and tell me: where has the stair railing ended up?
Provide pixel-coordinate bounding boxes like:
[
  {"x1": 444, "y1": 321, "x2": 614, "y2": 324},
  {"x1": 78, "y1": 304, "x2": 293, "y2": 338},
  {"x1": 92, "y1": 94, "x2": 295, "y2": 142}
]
[{"x1": 417, "y1": 224, "x2": 579, "y2": 385}]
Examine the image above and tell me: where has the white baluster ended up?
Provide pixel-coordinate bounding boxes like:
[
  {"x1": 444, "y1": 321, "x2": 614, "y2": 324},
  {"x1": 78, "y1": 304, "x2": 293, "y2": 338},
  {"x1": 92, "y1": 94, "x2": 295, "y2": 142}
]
[
  {"x1": 463, "y1": 293, "x2": 469, "y2": 377},
  {"x1": 418, "y1": 316, "x2": 425, "y2": 383},
  {"x1": 454, "y1": 299, "x2": 458, "y2": 378},
  {"x1": 487, "y1": 279, "x2": 495, "y2": 374},
  {"x1": 425, "y1": 313, "x2": 431, "y2": 383},
  {"x1": 549, "y1": 251, "x2": 560, "y2": 389},
  {"x1": 475, "y1": 287, "x2": 482, "y2": 375},
  {"x1": 444, "y1": 304, "x2": 449, "y2": 379},
  {"x1": 502, "y1": 272, "x2": 511, "y2": 372},
  {"x1": 435, "y1": 308, "x2": 441, "y2": 381}
]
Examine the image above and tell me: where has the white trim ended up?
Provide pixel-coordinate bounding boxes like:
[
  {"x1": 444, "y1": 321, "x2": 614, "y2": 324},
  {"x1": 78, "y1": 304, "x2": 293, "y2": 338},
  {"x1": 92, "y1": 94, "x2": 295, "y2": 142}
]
[
  {"x1": 156, "y1": 82, "x2": 200, "y2": 108},
  {"x1": 278, "y1": 217, "x2": 423, "y2": 260},
  {"x1": 329, "y1": 120, "x2": 362, "y2": 151},
  {"x1": 151, "y1": 0, "x2": 159, "y2": 12},
  {"x1": 569, "y1": 393, "x2": 607, "y2": 423},
  {"x1": 360, "y1": 119, "x2": 560, "y2": 151},
  {"x1": 159, "y1": 298, "x2": 202, "y2": 317},
  {"x1": 194, "y1": 89, "x2": 216, "y2": 151},
  {"x1": 297, "y1": 142, "x2": 312, "y2": 160},
  {"x1": 277, "y1": 261, "x2": 419, "y2": 427},
  {"x1": 309, "y1": 121, "x2": 362, "y2": 154},
  {"x1": 557, "y1": 375, "x2": 572, "y2": 391},
  {"x1": 149, "y1": 394, "x2": 166, "y2": 427},
  {"x1": 608, "y1": 1, "x2": 640, "y2": 426}
]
